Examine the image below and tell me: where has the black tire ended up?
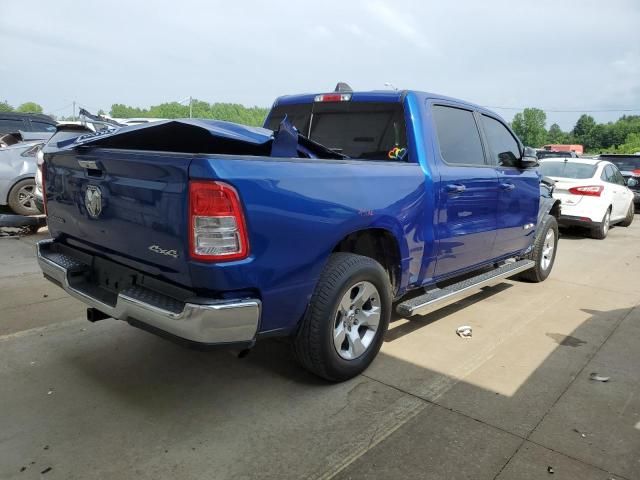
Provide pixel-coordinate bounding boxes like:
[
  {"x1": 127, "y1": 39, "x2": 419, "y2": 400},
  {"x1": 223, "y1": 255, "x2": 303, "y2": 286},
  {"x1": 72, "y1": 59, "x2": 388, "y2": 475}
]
[
  {"x1": 293, "y1": 253, "x2": 392, "y2": 382},
  {"x1": 591, "y1": 208, "x2": 611, "y2": 240},
  {"x1": 618, "y1": 202, "x2": 634, "y2": 227},
  {"x1": 8, "y1": 178, "x2": 39, "y2": 216},
  {"x1": 520, "y1": 214, "x2": 559, "y2": 283}
]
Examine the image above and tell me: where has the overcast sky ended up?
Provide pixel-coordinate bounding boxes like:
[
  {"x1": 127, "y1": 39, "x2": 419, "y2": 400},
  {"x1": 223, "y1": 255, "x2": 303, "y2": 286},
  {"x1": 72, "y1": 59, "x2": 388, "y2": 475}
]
[{"x1": 1, "y1": 0, "x2": 639, "y2": 129}]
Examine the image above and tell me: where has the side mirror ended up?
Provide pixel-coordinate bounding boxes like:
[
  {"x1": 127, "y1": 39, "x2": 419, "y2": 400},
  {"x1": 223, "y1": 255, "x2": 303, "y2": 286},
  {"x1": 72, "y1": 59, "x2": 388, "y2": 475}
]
[
  {"x1": 627, "y1": 177, "x2": 638, "y2": 188},
  {"x1": 520, "y1": 146, "x2": 539, "y2": 168}
]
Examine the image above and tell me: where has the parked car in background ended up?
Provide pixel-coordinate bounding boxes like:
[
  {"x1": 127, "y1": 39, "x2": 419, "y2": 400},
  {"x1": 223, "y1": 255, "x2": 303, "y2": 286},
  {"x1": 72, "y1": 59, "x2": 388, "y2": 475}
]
[
  {"x1": 540, "y1": 158, "x2": 635, "y2": 239},
  {"x1": 597, "y1": 154, "x2": 640, "y2": 205},
  {"x1": 537, "y1": 150, "x2": 579, "y2": 160},
  {"x1": 0, "y1": 113, "x2": 57, "y2": 136},
  {"x1": 0, "y1": 138, "x2": 45, "y2": 215}
]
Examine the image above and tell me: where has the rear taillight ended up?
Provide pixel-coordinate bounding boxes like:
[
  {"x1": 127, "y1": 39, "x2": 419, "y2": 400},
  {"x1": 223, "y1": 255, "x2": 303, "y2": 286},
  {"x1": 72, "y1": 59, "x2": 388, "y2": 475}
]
[
  {"x1": 314, "y1": 93, "x2": 351, "y2": 102},
  {"x1": 633, "y1": 168, "x2": 640, "y2": 176},
  {"x1": 568, "y1": 185, "x2": 604, "y2": 197},
  {"x1": 189, "y1": 181, "x2": 249, "y2": 261}
]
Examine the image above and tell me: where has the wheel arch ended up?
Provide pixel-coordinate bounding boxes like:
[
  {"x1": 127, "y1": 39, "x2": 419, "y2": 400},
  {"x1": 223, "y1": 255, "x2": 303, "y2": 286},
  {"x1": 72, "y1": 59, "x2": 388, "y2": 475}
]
[
  {"x1": 4, "y1": 174, "x2": 36, "y2": 204},
  {"x1": 331, "y1": 227, "x2": 403, "y2": 297}
]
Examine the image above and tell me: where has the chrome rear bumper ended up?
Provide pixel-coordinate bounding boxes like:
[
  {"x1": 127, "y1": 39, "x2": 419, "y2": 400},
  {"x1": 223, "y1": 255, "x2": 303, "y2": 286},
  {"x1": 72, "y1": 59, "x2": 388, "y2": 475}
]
[{"x1": 36, "y1": 239, "x2": 260, "y2": 345}]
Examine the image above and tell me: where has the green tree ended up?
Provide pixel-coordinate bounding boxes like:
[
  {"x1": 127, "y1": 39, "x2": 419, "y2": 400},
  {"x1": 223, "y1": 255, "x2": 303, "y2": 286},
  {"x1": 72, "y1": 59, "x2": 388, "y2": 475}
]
[
  {"x1": 612, "y1": 132, "x2": 640, "y2": 154},
  {"x1": 16, "y1": 102, "x2": 43, "y2": 114},
  {"x1": 511, "y1": 108, "x2": 547, "y2": 147},
  {"x1": 572, "y1": 114, "x2": 596, "y2": 138},
  {"x1": 110, "y1": 100, "x2": 269, "y2": 126},
  {"x1": 546, "y1": 123, "x2": 566, "y2": 144},
  {"x1": 0, "y1": 101, "x2": 14, "y2": 112}
]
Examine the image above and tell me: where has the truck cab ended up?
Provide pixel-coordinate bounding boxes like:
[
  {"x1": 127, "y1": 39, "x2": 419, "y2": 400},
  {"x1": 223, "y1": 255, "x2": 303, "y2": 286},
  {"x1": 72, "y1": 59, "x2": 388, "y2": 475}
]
[{"x1": 265, "y1": 89, "x2": 542, "y2": 283}]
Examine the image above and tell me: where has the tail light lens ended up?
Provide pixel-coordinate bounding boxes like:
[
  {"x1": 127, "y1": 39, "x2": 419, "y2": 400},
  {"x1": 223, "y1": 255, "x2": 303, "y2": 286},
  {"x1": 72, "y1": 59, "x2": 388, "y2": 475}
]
[
  {"x1": 568, "y1": 185, "x2": 604, "y2": 197},
  {"x1": 633, "y1": 168, "x2": 640, "y2": 176},
  {"x1": 189, "y1": 181, "x2": 249, "y2": 261}
]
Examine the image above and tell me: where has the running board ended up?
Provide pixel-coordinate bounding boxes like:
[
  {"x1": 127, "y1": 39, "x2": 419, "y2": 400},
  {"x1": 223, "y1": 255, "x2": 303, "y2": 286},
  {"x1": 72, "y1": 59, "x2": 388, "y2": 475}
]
[{"x1": 396, "y1": 259, "x2": 535, "y2": 317}]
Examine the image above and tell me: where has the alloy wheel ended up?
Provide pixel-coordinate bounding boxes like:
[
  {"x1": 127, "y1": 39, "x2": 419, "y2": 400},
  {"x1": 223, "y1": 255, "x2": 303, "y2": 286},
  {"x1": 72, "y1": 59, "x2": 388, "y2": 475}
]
[{"x1": 333, "y1": 281, "x2": 381, "y2": 360}]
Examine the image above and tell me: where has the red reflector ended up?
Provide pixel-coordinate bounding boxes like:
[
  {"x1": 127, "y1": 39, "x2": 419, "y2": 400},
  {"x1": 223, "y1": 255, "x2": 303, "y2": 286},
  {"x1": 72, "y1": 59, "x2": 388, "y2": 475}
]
[
  {"x1": 188, "y1": 181, "x2": 249, "y2": 261},
  {"x1": 568, "y1": 185, "x2": 604, "y2": 197},
  {"x1": 314, "y1": 93, "x2": 352, "y2": 102}
]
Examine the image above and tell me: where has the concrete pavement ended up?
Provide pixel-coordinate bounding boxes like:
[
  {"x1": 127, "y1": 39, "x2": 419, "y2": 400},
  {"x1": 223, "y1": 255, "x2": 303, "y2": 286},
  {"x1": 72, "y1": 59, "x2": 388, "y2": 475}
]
[{"x1": 0, "y1": 220, "x2": 638, "y2": 479}]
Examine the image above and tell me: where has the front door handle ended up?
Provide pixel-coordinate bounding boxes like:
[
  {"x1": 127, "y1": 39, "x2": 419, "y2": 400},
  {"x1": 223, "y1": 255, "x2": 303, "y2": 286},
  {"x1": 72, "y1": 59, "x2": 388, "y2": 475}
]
[
  {"x1": 446, "y1": 184, "x2": 466, "y2": 194},
  {"x1": 499, "y1": 182, "x2": 515, "y2": 191}
]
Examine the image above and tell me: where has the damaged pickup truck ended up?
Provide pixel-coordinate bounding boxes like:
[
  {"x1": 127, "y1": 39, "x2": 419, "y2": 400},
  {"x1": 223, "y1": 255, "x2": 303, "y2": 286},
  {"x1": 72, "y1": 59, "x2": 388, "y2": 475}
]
[{"x1": 37, "y1": 86, "x2": 560, "y2": 381}]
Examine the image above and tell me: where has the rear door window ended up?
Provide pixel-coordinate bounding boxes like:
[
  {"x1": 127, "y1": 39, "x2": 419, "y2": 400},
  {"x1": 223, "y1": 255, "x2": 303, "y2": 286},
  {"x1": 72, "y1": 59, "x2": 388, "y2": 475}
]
[
  {"x1": 480, "y1": 115, "x2": 521, "y2": 167},
  {"x1": 611, "y1": 165, "x2": 627, "y2": 186},
  {"x1": 601, "y1": 165, "x2": 615, "y2": 183},
  {"x1": 432, "y1": 105, "x2": 485, "y2": 166}
]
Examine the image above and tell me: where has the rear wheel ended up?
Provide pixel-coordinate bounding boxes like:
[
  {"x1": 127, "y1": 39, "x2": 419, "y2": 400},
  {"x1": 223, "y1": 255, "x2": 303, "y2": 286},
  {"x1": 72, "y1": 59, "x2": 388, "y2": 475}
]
[
  {"x1": 8, "y1": 179, "x2": 39, "y2": 216},
  {"x1": 591, "y1": 208, "x2": 611, "y2": 239},
  {"x1": 618, "y1": 202, "x2": 634, "y2": 227},
  {"x1": 293, "y1": 253, "x2": 391, "y2": 382},
  {"x1": 520, "y1": 214, "x2": 558, "y2": 283}
]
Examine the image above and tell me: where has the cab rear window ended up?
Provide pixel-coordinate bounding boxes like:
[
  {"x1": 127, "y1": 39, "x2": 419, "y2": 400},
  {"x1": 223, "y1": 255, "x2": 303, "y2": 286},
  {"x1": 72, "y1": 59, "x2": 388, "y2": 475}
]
[{"x1": 265, "y1": 102, "x2": 408, "y2": 161}]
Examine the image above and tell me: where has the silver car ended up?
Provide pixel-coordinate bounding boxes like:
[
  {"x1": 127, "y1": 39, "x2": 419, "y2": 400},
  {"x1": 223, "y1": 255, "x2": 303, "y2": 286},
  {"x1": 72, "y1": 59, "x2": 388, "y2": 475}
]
[{"x1": 0, "y1": 133, "x2": 49, "y2": 216}]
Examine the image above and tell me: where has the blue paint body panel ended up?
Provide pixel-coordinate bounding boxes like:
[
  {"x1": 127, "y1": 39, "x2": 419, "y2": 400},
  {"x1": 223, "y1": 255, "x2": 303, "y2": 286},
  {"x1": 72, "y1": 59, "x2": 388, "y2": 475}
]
[{"x1": 43, "y1": 90, "x2": 540, "y2": 337}]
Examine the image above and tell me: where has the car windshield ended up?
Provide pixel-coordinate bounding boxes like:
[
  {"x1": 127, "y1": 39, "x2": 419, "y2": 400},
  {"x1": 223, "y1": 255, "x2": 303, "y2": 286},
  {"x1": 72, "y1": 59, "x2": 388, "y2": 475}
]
[
  {"x1": 540, "y1": 161, "x2": 597, "y2": 179},
  {"x1": 600, "y1": 157, "x2": 640, "y2": 172},
  {"x1": 265, "y1": 102, "x2": 408, "y2": 161}
]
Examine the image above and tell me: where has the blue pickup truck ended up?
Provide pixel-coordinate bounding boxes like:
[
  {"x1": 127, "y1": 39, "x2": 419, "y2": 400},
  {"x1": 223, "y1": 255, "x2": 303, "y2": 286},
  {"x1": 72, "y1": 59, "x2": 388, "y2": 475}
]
[{"x1": 37, "y1": 86, "x2": 560, "y2": 381}]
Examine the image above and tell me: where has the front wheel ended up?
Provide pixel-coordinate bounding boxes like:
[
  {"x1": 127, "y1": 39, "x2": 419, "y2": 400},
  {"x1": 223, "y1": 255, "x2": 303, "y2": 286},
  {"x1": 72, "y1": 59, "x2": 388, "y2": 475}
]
[
  {"x1": 293, "y1": 253, "x2": 392, "y2": 382},
  {"x1": 520, "y1": 214, "x2": 559, "y2": 283}
]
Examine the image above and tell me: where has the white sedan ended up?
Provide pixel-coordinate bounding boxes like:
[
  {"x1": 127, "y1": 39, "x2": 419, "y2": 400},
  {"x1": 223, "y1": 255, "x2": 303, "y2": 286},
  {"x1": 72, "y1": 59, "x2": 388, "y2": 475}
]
[{"x1": 539, "y1": 158, "x2": 635, "y2": 239}]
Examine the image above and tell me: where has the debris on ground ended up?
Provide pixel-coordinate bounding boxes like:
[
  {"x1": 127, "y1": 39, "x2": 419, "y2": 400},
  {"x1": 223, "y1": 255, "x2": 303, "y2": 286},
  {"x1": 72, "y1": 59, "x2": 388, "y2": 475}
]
[
  {"x1": 547, "y1": 465, "x2": 554, "y2": 474},
  {"x1": 572, "y1": 428, "x2": 587, "y2": 438},
  {"x1": 456, "y1": 326, "x2": 472, "y2": 338},
  {"x1": 41, "y1": 467, "x2": 52, "y2": 474},
  {"x1": 47, "y1": 389, "x2": 54, "y2": 395},
  {"x1": 589, "y1": 373, "x2": 610, "y2": 382}
]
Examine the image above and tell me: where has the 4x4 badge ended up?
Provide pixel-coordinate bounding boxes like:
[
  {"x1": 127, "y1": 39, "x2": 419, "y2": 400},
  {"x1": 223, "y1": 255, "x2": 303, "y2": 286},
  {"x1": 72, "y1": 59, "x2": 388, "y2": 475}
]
[{"x1": 85, "y1": 185, "x2": 102, "y2": 218}]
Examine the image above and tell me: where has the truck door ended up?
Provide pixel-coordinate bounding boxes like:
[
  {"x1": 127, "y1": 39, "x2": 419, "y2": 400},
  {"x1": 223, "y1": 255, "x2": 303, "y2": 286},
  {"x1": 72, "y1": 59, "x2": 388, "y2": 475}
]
[
  {"x1": 430, "y1": 104, "x2": 499, "y2": 277},
  {"x1": 478, "y1": 114, "x2": 539, "y2": 258}
]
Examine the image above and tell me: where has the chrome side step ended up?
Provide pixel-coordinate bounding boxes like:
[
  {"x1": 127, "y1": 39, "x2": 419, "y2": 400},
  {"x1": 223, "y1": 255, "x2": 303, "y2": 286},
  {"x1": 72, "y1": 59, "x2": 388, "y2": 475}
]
[{"x1": 396, "y1": 259, "x2": 535, "y2": 317}]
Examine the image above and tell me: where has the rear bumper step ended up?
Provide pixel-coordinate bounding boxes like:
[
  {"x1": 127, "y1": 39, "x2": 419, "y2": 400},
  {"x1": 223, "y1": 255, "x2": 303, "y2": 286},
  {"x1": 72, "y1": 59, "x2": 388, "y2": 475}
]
[
  {"x1": 396, "y1": 259, "x2": 535, "y2": 317},
  {"x1": 36, "y1": 239, "x2": 261, "y2": 345}
]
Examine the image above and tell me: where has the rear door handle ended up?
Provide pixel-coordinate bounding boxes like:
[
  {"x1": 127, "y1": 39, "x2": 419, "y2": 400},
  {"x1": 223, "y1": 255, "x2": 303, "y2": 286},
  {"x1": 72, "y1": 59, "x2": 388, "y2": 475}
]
[
  {"x1": 446, "y1": 184, "x2": 466, "y2": 194},
  {"x1": 499, "y1": 182, "x2": 515, "y2": 191}
]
